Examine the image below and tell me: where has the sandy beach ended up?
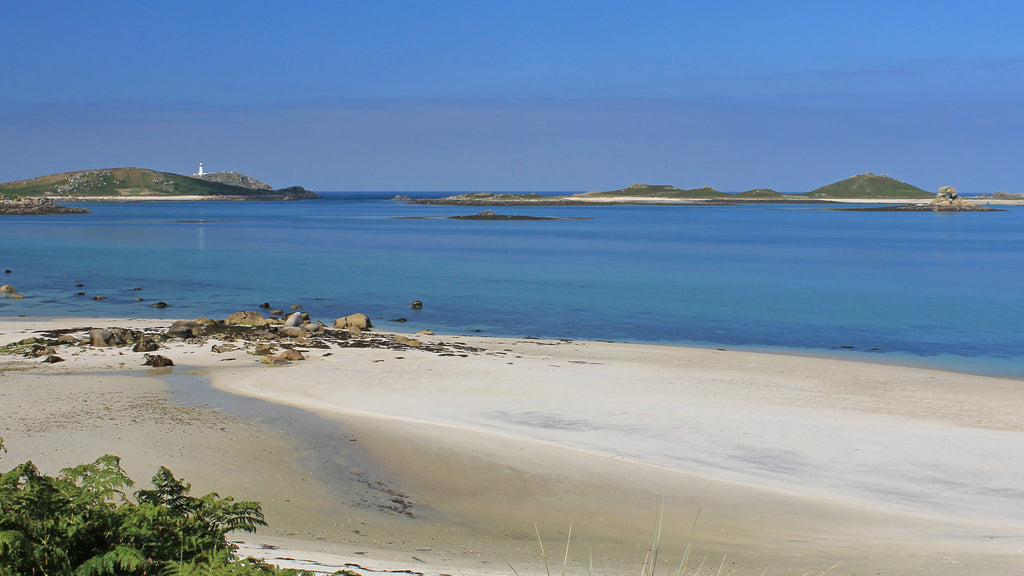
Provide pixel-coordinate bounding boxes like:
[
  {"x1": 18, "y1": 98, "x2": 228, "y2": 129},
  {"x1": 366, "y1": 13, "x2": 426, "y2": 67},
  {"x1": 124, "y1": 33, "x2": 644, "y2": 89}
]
[{"x1": 1, "y1": 316, "x2": 1022, "y2": 575}]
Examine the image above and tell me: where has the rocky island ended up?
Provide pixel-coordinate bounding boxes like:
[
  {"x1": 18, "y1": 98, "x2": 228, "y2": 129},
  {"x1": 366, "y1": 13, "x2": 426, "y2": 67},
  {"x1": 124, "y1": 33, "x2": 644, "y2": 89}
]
[
  {"x1": 0, "y1": 197, "x2": 89, "y2": 215},
  {"x1": 0, "y1": 167, "x2": 320, "y2": 201}
]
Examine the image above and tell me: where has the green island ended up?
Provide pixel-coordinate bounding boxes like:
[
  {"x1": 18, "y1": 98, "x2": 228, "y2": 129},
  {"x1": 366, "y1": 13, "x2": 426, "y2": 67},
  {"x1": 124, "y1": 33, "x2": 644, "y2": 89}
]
[
  {"x1": 404, "y1": 173, "x2": 1017, "y2": 207},
  {"x1": 0, "y1": 167, "x2": 319, "y2": 205}
]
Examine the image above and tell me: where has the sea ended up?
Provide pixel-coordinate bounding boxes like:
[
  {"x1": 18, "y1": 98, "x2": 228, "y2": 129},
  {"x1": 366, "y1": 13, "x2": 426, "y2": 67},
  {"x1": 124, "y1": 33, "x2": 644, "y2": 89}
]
[{"x1": 2, "y1": 192, "x2": 1022, "y2": 378}]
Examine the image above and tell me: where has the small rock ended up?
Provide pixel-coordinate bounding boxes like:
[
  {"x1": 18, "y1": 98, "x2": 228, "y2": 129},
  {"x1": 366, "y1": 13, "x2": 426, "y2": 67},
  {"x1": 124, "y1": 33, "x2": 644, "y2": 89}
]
[
  {"x1": 131, "y1": 287, "x2": 142, "y2": 291},
  {"x1": 57, "y1": 334, "x2": 78, "y2": 344},
  {"x1": 43, "y1": 355, "x2": 65, "y2": 364},
  {"x1": 10, "y1": 294, "x2": 23, "y2": 299},
  {"x1": 289, "y1": 304, "x2": 302, "y2": 310},
  {"x1": 18, "y1": 337, "x2": 36, "y2": 345},
  {"x1": 90, "y1": 329, "x2": 116, "y2": 347},
  {"x1": 302, "y1": 321, "x2": 325, "y2": 333},
  {"x1": 259, "y1": 302, "x2": 271, "y2": 308},
  {"x1": 390, "y1": 318, "x2": 408, "y2": 322},
  {"x1": 4, "y1": 270, "x2": 11, "y2": 274},
  {"x1": 394, "y1": 335, "x2": 422, "y2": 347},
  {"x1": 334, "y1": 313, "x2": 372, "y2": 331},
  {"x1": 133, "y1": 298, "x2": 144, "y2": 301},
  {"x1": 251, "y1": 343, "x2": 275, "y2": 356},
  {"x1": 166, "y1": 319, "x2": 201, "y2": 338},
  {"x1": 75, "y1": 283, "x2": 84, "y2": 287},
  {"x1": 76, "y1": 292, "x2": 86, "y2": 296},
  {"x1": 284, "y1": 311, "x2": 310, "y2": 327},
  {"x1": 278, "y1": 349, "x2": 305, "y2": 361},
  {"x1": 417, "y1": 330, "x2": 434, "y2": 335},
  {"x1": 143, "y1": 354, "x2": 174, "y2": 367},
  {"x1": 270, "y1": 309, "x2": 284, "y2": 315},
  {"x1": 151, "y1": 301, "x2": 169, "y2": 309},
  {"x1": 410, "y1": 300, "x2": 423, "y2": 309},
  {"x1": 0, "y1": 284, "x2": 15, "y2": 293},
  {"x1": 132, "y1": 340, "x2": 160, "y2": 353},
  {"x1": 93, "y1": 295, "x2": 106, "y2": 301},
  {"x1": 226, "y1": 311, "x2": 269, "y2": 327},
  {"x1": 280, "y1": 326, "x2": 305, "y2": 338},
  {"x1": 211, "y1": 343, "x2": 238, "y2": 353}
]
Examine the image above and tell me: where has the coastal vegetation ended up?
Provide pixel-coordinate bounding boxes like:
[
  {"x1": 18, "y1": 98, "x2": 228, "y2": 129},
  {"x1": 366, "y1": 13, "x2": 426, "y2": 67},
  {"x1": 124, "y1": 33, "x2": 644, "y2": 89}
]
[
  {"x1": 0, "y1": 437, "x2": 341, "y2": 576},
  {"x1": 0, "y1": 168, "x2": 319, "y2": 201}
]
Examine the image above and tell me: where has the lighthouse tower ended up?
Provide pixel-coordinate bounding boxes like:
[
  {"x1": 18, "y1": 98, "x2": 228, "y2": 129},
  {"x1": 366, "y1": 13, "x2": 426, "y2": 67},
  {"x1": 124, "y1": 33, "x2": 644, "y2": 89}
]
[{"x1": 195, "y1": 163, "x2": 205, "y2": 176}]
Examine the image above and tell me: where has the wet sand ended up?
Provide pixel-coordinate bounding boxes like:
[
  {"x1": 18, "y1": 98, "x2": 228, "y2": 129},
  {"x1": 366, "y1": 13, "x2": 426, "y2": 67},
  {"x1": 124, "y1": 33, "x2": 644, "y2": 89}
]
[{"x1": 2, "y1": 317, "x2": 1022, "y2": 575}]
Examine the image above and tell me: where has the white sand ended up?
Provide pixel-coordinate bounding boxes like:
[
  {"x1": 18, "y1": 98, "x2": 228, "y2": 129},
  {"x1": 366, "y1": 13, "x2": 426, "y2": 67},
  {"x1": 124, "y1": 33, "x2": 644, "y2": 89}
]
[{"x1": 2, "y1": 317, "x2": 1023, "y2": 575}]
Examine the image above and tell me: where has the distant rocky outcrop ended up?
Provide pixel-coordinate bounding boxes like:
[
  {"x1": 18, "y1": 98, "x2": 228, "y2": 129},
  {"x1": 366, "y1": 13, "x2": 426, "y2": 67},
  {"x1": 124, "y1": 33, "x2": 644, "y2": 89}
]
[
  {"x1": 449, "y1": 210, "x2": 561, "y2": 220},
  {"x1": 838, "y1": 186, "x2": 1002, "y2": 212},
  {"x1": 933, "y1": 186, "x2": 964, "y2": 208},
  {"x1": 196, "y1": 171, "x2": 272, "y2": 190},
  {"x1": 975, "y1": 190, "x2": 1024, "y2": 200},
  {"x1": 0, "y1": 197, "x2": 89, "y2": 215}
]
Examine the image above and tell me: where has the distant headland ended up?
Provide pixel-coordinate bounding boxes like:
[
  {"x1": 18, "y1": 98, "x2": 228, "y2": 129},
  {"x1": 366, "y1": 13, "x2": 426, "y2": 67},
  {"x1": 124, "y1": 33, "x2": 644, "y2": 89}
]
[
  {"x1": 0, "y1": 167, "x2": 320, "y2": 204},
  {"x1": 402, "y1": 173, "x2": 1021, "y2": 208}
]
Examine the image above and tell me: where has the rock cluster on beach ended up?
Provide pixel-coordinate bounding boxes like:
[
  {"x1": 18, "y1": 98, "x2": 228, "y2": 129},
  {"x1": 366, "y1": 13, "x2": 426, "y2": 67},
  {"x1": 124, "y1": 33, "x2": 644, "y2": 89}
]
[{"x1": 1, "y1": 310, "x2": 479, "y2": 368}]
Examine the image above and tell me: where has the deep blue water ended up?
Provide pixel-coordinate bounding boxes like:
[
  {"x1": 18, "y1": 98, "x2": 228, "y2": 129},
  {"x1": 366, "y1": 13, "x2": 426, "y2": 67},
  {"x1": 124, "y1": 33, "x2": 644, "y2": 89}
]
[{"x1": 2, "y1": 193, "x2": 1023, "y2": 377}]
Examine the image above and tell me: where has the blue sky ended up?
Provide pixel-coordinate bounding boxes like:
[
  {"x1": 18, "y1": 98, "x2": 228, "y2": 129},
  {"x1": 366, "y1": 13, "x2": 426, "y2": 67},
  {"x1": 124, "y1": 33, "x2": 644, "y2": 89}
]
[{"x1": 2, "y1": 1, "x2": 1022, "y2": 192}]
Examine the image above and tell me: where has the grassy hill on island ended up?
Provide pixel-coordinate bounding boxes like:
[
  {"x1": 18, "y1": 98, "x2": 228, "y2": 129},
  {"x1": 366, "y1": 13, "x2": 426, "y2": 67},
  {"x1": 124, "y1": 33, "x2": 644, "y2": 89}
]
[
  {"x1": 803, "y1": 173, "x2": 932, "y2": 199},
  {"x1": 734, "y1": 188, "x2": 785, "y2": 199},
  {"x1": 580, "y1": 183, "x2": 730, "y2": 198},
  {"x1": 0, "y1": 168, "x2": 318, "y2": 200}
]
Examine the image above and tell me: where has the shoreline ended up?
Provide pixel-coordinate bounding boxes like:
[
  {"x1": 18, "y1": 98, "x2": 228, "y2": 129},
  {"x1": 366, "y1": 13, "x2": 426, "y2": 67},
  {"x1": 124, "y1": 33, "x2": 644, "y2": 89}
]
[{"x1": 2, "y1": 316, "x2": 1023, "y2": 575}]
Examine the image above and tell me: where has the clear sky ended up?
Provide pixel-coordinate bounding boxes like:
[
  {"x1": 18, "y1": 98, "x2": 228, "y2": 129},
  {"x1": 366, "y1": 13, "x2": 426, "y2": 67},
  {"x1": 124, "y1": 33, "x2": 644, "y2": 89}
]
[{"x1": 2, "y1": 1, "x2": 1022, "y2": 192}]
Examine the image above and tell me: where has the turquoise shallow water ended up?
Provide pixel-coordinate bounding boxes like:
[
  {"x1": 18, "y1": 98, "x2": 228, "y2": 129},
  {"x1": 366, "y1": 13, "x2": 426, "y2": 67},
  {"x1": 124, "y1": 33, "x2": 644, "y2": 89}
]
[{"x1": 2, "y1": 193, "x2": 1022, "y2": 377}]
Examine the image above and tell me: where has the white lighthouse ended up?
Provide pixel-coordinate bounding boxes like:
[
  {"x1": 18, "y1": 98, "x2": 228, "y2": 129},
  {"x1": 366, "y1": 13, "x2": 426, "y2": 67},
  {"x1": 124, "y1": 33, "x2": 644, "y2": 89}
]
[{"x1": 195, "y1": 163, "x2": 205, "y2": 176}]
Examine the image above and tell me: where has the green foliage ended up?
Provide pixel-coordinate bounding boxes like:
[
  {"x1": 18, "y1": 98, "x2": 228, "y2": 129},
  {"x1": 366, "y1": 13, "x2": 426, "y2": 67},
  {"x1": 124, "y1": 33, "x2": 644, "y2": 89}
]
[{"x1": 0, "y1": 436, "x2": 302, "y2": 576}]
